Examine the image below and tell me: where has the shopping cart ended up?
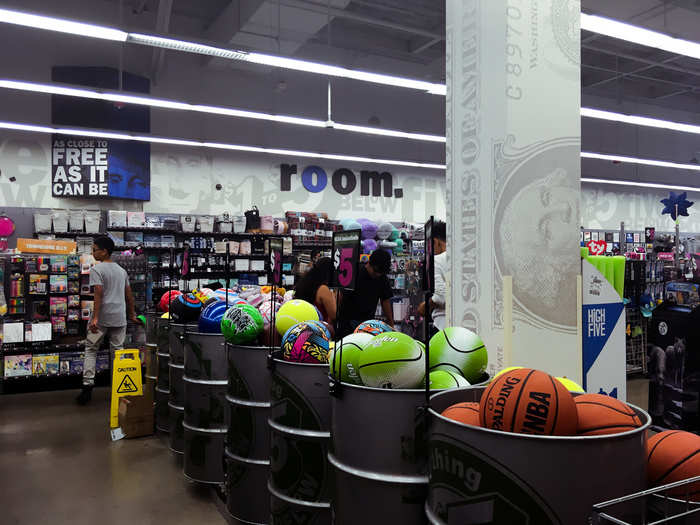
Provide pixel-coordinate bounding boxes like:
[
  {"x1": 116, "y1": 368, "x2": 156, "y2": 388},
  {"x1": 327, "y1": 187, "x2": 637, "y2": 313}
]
[{"x1": 592, "y1": 475, "x2": 700, "y2": 524}]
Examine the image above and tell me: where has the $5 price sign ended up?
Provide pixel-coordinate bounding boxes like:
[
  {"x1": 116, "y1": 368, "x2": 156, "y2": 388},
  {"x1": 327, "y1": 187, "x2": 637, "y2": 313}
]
[
  {"x1": 332, "y1": 230, "x2": 361, "y2": 290},
  {"x1": 269, "y1": 238, "x2": 283, "y2": 286}
]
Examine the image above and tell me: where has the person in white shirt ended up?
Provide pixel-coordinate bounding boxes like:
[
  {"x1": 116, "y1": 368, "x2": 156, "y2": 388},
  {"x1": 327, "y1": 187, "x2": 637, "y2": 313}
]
[{"x1": 418, "y1": 221, "x2": 448, "y2": 336}]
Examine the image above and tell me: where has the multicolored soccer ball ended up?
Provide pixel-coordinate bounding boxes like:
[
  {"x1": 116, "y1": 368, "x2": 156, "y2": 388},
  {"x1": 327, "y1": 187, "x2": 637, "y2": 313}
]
[
  {"x1": 354, "y1": 319, "x2": 392, "y2": 336},
  {"x1": 282, "y1": 322, "x2": 330, "y2": 363},
  {"x1": 221, "y1": 304, "x2": 264, "y2": 344},
  {"x1": 307, "y1": 319, "x2": 332, "y2": 340},
  {"x1": 170, "y1": 293, "x2": 202, "y2": 322}
]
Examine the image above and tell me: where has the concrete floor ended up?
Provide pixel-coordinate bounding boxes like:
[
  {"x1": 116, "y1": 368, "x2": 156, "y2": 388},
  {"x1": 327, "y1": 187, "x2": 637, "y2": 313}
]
[
  {"x1": 0, "y1": 387, "x2": 225, "y2": 525},
  {"x1": 0, "y1": 378, "x2": 653, "y2": 525},
  {"x1": 627, "y1": 376, "x2": 649, "y2": 411}
]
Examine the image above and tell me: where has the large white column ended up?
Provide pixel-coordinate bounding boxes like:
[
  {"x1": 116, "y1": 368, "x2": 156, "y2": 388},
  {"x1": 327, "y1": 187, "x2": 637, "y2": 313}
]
[{"x1": 446, "y1": 0, "x2": 581, "y2": 380}]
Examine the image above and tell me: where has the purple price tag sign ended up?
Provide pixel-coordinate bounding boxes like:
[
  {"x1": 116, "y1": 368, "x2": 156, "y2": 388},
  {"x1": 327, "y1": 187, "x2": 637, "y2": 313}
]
[
  {"x1": 269, "y1": 238, "x2": 283, "y2": 286},
  {"x1": 332, "y1": 230, "x2": 361, "y2": 290}
]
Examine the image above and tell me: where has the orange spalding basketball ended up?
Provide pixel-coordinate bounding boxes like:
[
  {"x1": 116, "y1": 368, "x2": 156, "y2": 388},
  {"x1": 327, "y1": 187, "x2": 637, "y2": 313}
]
[
  {"x1": 574, "y1": 393, "x2": 643, "y2": 436},
  {"x1": 441, "y1": 402, "x2": 480, "y2": 426},
  {"x1": 648, "y1": 430, "x2": 700, "y2": 500},
  {"x1": 479, "y1": 368, "x2": 577, "y2": 436}
]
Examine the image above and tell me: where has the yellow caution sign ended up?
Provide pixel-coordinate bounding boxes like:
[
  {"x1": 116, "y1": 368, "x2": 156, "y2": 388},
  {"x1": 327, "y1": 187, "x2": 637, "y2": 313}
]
[{"x1": 110, "y1": 349, "x2": 143, "y2": 429}]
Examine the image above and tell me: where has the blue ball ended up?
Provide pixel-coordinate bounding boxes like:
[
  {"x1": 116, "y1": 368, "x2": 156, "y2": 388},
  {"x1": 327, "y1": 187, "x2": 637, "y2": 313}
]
[{"x1": 198, "y1": 300, "x2": 229, "y2": 333}]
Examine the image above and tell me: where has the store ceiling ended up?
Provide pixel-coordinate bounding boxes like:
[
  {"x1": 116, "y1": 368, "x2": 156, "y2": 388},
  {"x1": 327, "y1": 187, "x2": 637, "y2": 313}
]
[
  {"x1": 108, "y1": 0, "x2": 700, "y2": 112},
  {"x1": 4, "y1": 0, "x2": 700, "y2": 186}
]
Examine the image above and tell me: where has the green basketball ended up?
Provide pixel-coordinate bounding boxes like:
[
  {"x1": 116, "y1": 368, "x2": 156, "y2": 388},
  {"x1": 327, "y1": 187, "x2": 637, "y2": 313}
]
[
  {"x1": 428, "y1": 327, "x2": 487, "y2": 383},
  {"x1": 358, "y1": 332, "x2": 424, "y2": 389},
  {"x1": 329, "y1": 332, "x2": 373, "y2": 385},
  {"x1": 221, "y1": 304, "x2": 264, "y2": 344},
  {"x1": 424, "y1": 370, "x2": 470, "y2": 390}
]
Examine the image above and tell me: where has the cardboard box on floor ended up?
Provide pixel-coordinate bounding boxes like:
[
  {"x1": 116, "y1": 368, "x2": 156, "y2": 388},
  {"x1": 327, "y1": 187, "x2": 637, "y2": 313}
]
[{"x1": 118, "y1": 379, "x2": 155, "y2": 438}]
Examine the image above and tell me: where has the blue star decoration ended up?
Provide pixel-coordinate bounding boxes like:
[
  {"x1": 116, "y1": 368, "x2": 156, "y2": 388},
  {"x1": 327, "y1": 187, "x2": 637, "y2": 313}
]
[{"x1": 661, "y1": 191, "x2": 694, "y2": 221}]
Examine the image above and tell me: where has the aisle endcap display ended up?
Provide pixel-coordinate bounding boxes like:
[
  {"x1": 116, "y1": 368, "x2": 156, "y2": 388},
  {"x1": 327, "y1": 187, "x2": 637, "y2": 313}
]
[{"x1": 581, "y1": 258, "x2": 626, "y2": 401}]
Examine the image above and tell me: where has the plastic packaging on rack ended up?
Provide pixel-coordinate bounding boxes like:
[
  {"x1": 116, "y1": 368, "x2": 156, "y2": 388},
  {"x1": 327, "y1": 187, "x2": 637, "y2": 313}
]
[
  {"x1": 68, "y1": 210, "x2": 84, "y2": 232},
  {"x1": 51, "y1": 210, "x2": 68, "y2": 233},
  {"x1": 84, "y1": 211, "x2": 101, "y2": 233},
  {"x1": 33, "y1": 212, "x2": 52, "y2": 233}
]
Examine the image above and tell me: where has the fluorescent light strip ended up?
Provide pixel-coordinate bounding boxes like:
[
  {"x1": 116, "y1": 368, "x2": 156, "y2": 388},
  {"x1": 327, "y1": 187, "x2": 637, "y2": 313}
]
[
  {"x1": 0, "y1": 7, "x2": 445, "y2": 94},
  {"x1": 582, "y1": 107, "x2": 700, "y2": 135},
  {"x1": 581, "y1": 13, "x2": 700, "y2": 60},
  {"x1": 127, "y1": 33, "x2": 446, "y2": 94},
  {"x1": 7, "y1": 119, "x2": 700, "y2": 191},
  {"x1": 582, "y1": 177, "x2": 700, "y2": 193},
  {"x1": 581, "y1": 151, "x2": 700, "y2": 172},
  {"x1": 0, "y1": 79, "x2": 445, "y2": 142},
  {"x1": 0, "y1": 121, "x2": 446, "y2": 170},
  {"x1": 8, "y1": 78, "x2": 700, "y2": 145},
  {"x1": 3, "y1": 8, "x2": 700, "y2": 97},
  {"x1": 0, "y1": 7, "x2": 127, "y2": 41}
]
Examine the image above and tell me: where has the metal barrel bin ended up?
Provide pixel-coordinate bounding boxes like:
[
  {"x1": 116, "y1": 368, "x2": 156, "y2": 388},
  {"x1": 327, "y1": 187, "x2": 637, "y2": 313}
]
[
  {"x1": 169, "y1": 362, "x2": 185, "y2": 406},
  {"x1": 329, "y1": 372, "x2": 490, "y2": 525},
  {"x1": 156, "y1": 316, "x2": 170, "y2": 353},
  {"x1": 157, "y1": 351, "x2": 170, "y2": 390},
  {"x1": 144, "y1": 343, "x2": 158, "y2": 401},
  {"x1": 225, "y1": 343, "x2": 271, "y2": 525},
  {"x1": 169, "y1": 322, "x2": 197, "y2": 366},
  {"x1": 268, "y1": 352, "x2": 332, "y2": 525},
  {"x1": 155, "y1": 385, "x2": 170, "y2": 433},
  {"x1": 426, "y1": 387, "x2": 650, "y2": 525},
  {"x1": 168, "y1": 402, "x2": 185, "y2": 454},
  {"x1": 146, "y1": 313, "x2": 158, "y2": 345},
  {"x1": 183, "y1": 331, "x2": 228, "y2": 484},
  {"x1": 144, "y1": 342, "x2": 158, "y2": 378}
]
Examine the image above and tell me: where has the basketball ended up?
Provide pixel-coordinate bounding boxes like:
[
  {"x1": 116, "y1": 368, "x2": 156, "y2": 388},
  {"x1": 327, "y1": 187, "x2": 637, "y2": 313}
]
[
  {"x1": 574, "y1": 393, "x2": 642, "y2": 436},
  {"x1": 429, "y1": 327, "x2": 488, "y2": 383},
  {"x1": 442, "y1": 402, "x2": 481, "y2": 426},
  {"x1": 354, "y1": 319, "x2": 392, "y2": 336},
  {"x1": 328, "y1": 332, "x2": 373, "y2": 385},
  {"x1": 556, "y1": 376, "x2": 584, "y2": 393},
  {"x1": 158, "y1": 290, "x2": 182, "y2": 312},
  {"x1": 357, "y1": 332, "x2": 424, "y2": 389},
  {"x1": 281, "y1": 322, "x2": 330, "y2": 364},
  {"x1": 426, "y1": 370, "x2": 470, "y2": 390},
  {"x1": 647, "y1": 430, "x2": 700, "y2": 500},
  {"x1": 479, "y1": 368, "x2": 578, "y2": 436},
  {"x1": 275, "y1": 299, "x2": 319, "y2": 336},
  {"x1": 220, "y1": 304, "x2": 264, "y2": 344},
  {"x1": 170, "y1": 293, "x2": 203, "y2": 322},
  {"x1": 198, "y1": 300, "x2": 228, "y2": 334}
]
